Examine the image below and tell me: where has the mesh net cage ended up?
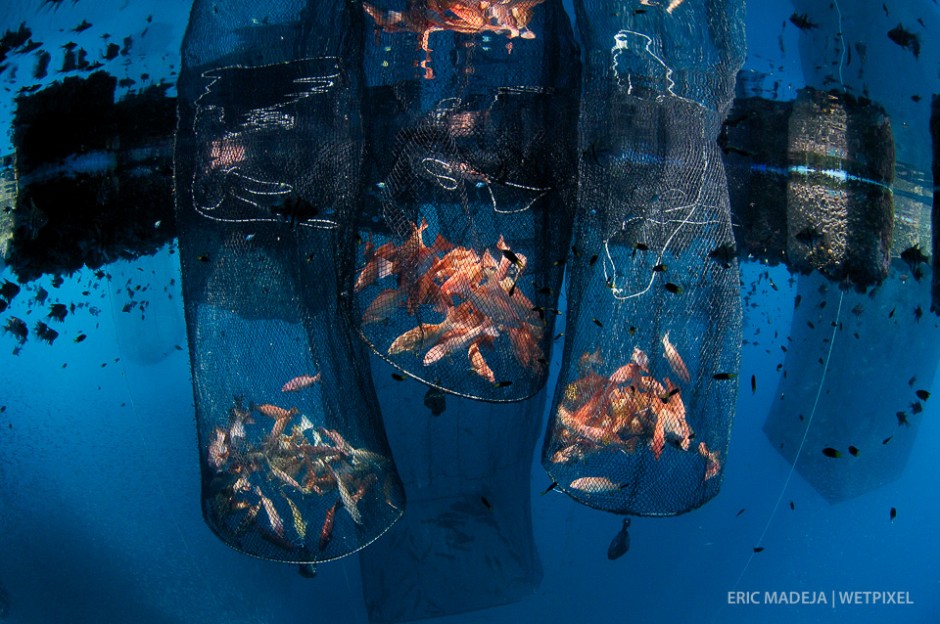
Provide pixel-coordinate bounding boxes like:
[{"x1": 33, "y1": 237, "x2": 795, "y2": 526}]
[
  {"x1": 359, "y1": 366, "x2": 546, "y2": 622},
  {"x1": 175, "y1": 0, "x2": 404, "y2": 564},
  {"x1": 540, "y1": 0, "x2": 746, "y2": 516},
  {"x1": 340, "y1": 0, "x2": 581, "y2": 402},
  {"x1": 763, "y1": 270, "x2": 940, "y2": 503},
  {"x1": 786, "y1": 88, "x2": 895, "y2": 289}
]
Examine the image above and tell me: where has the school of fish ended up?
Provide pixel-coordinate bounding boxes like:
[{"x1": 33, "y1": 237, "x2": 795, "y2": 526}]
[
  {"x1": 205, "y1": 373, "x2": 401, "y2": 558},
  {"x1": 549, "y1": 334, "x2": 721, "y2": 486},
  {"x1": 357, "y1": 220, "x2": 545, "y2": 385}
]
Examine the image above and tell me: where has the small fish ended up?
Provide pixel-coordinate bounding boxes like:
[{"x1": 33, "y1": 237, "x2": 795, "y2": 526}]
[
  {"x1": 822, "y1": 447, "x2": 842, "y2": 458},
  {"x1": 794, "y1": 295, "x2": 802, "y2": 310},
  {"x1": 589, "y1": 255, "x2": 599, "y2": 266},
  {"x1": 593, "y1": 318, "x2": 603, "y2": 328},
  {"x1": 659, "y1": 387, "x2": 681, "y2": 402},
  {"x1": 72, "y1": 19, "x2": 92, "y2": 32},
  {"x1": 911, "y1": 402, "x2": 923, "y2": 415},
  {"x1": 468, "y1": 343, "x2": 495, "y2": 384},
  {"x1": 789, "y1": 501, "x2": 795, "y2": 511},
  {"x1": 887, "y1": 23, "x2": 920, "y2": 59},
  {"x1": 569, "y1": 476, "x2": 620, "y2": 493},
  {"x1": 662, "y1": 332, "x2": 690, "y2": 383},
  {"x1": 423, "y1": 385, "x2": 446, "y2": 416},
  {"x1": 254, "y1": 403, "x2": 298, "y2": 421},
  {"x1": 319, "y1": 500, "x2": 340, "y2": 551},
  {"x1": 708, "y1": 243, "x2": 736, "y2": 268},
  {"x1": 889, "y1": 507, "x2": 896, "y2": 522},
  {"x1": 908, "y1": 376, "x2": 917, "y2": 387},
  {"x1": 664, "y1": 282, "x2": 683, "y2": 295},
  {"x1": 751, "y1": 375, "x2": 756, "y2": 393},
  {"x1": 494, "y1": 381, "x2": 513, "y2": 388},
  {"x1": 281, "y1": 493, "x2": 307, "y2": 540},
  {"x1": 789, "y1": 12, "x2": 818, "y2": 30},
  {"x1": 0, "y1": 280, "x2": 20, "y2": 301},
  {"x1": 753, "y1": 546, "x2": 765, "y2": 553},
  {"x1": 916, "y1": 389, "x2": 930, "y2": 401},
  {"x1": 607, "y1": 518, "x2": 631, "y2": 560},
  {"x1": 281, "y1": 373, "x2": 321, "y2": 392},
  {"x1": 888, "y1": 306, "x2": 896, "y2": 319},
  {"x1": 73, "y1": 333, "x2": 87, "y2": 343},
  {"x1": 298, "y1": 563, "x2": 316, "y2": 578},
  {"x1": 258, "y1": 489, "x2": 285, "y2": 539},
  {"x1": 736, "y1": 508, "x2": 746, "y2": 517},
  {"x1": 915, "y1": 306, "x2": 923, "y2": 321},
  {"x1": 652, "y1": 264, "x2": 667, "y2": 272},
  {"x1": 391, "y1": 373, "x2": 405, "y2": 381},
  {"x1": 481, "y1": 496, "x2": 493, "y2": 510},
  {"x1": 882, "y1": 436, "x2": 893, "y2": 445},
  {"x1": 540, "y1": 481, "x2": 558, "y2": 496},
  {"x1": 33, "y1": 321, "x2": 58, "y2": 345},
  {"x1": 501, "y1": 248, "x2": 523, "y2": 267},
  {"x1": 712, "y1": 372, "x2": 736, "y2": 381},
  {"x1": 896, "y1": 411, "x2": 909, "y2": 427},
  {"x1": 848, "y1": 445, "x2": 859, "y2": 457}
]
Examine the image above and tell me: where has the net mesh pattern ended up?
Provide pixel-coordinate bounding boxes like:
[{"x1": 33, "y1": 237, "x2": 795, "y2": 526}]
[
  {"x1": 175, "y1": 1, "x2": 404, "y2": 563},
  {"x1": 342, "y1": 0, "x2": 580, "y2": 402},
  {"x1": 359, "y1": 370, "x2": 546, "y2": 622},
  {"x1": 541, "y1": 0, "x2": 745, "y2": 516}
]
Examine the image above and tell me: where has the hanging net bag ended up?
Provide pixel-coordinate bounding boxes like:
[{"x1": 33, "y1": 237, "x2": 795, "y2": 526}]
[
  {"x1": 541, "y1": 0, "x2": 746, "y2": 515},
  {"x1": 175, "y1": 0, "x2": 404, "y2": 563},
  {"x1": 342, "y1": 0, "x2": 581, "y2": 402}
]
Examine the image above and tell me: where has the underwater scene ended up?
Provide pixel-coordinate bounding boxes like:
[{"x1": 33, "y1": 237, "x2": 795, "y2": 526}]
[{"x1": 0, "y1": 0, "x2": 938, "y2": 622}]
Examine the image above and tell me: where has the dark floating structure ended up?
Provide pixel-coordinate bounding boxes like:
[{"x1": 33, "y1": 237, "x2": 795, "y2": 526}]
[
  {"x1": 0, "y1": 73, "x2": 914, "y2": 295},
  {"x1": 6, "y1": 71, "x2": 176, "y2": 282},
  {"x1": 722, "y1": 85, "x2": 896, "y2": 290}
]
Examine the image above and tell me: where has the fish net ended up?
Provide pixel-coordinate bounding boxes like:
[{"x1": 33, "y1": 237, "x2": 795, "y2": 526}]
[
  {"x1": 359, "y1": 368, "x2": 546, "y2": 622},
  {"x1": 541, "y1": 0, "x2": 745, "y2": 516},
  {"x1": 342, "y1": 0, "x2": 580, "y2": 402},
  {"x1": 175, "y1": 0, "x2": 404, "y2": 563},
  {"x1": 764, "y1": 271, "x2": 940, "y2": 503},
  {"x1": 786, "y1": 88, "x2": 895, "y2": 289}
]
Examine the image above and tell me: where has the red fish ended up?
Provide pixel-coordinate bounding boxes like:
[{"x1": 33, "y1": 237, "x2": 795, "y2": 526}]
[
  {"x1": 319, "y1": 500, "x2": 340, "y2": 551},
  {"x1": 254, "y1": 403, "x2": 299, "y2": 421},
  {"x1": 699, "y1": 442, "x2": 721, "y2": 481},
  {"x1": 281, "y1": 373, "x2": 321, "y2": 392}
]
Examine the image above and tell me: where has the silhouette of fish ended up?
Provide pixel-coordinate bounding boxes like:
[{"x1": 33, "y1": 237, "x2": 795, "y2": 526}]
[
  {"x1": 887, "y1": 23, "x2": 920, "y2": 59},
  {"x1": 607, "y1": 518, "x2": 631, "y2": 560}
]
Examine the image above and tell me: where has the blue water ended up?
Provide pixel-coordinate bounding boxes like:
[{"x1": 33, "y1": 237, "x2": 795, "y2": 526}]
[{"x1": 1, "y1": 1, "x2": 939, "y2": 623}]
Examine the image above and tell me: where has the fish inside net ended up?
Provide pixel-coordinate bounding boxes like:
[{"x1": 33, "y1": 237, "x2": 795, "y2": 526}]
[
  {"x1": 541, "y1": 0, "x2": 746, "y2": 516},
  {"x1": 341, "y1": 0, "x2": 580, "y2": 402},
  {"x1": 175, "y1": 0, "x2": 404, "y2": 563}
]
